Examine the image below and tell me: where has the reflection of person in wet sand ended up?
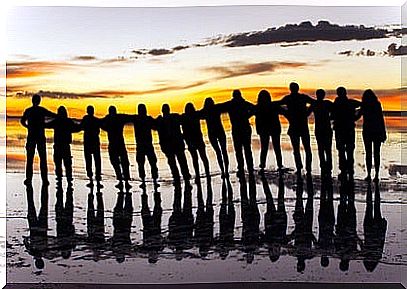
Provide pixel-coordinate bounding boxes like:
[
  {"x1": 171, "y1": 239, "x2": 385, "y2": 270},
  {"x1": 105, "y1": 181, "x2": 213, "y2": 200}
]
[
  {"x1": 24, "y1": 183, "x2": 49, "y2": 269},
  {"x1": 112, "y1": 188, "x2": 133, "y2": 263},
  {"x1": 87, "y1": 186, "x2": 105, "y2": 261},
  {"x1": 141, "y1": 187, "x2": 163, "y2": 264},
  {"x1": 20, "y1": 94, "x2": 56, "y2": 185},
  {"x1": 361, "y1": 183, "x2": 387, "y2": 272},
  {"x1": 218, "y1": 177, "x2": 235, "y2": 259}
]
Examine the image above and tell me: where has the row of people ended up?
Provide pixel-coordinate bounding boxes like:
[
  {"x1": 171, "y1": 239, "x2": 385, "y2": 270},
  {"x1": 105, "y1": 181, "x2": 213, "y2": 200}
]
[
  {"x1": 24, "y1": 174, "x2": 386, "y2": 272},
  {"x1": 20, "y1": 83, "x2": 387, "y2": 187}
]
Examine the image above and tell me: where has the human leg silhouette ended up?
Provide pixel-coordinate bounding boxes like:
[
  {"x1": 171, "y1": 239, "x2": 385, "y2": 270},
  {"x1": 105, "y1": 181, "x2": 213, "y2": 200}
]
[
  {"x1": 209, "y1": 136, "x2": 225, "y2": 175},
  {"x1": 363, "y1": 135, "x2": 373, "y2": 181},
  {"x1": 53, "y1": 146, "x2": 63, "y2": 181},
  {"x1": 271, "y1": 133, "x2": 283, "y2": 170},
  {"x1": 232, "y1": 133, "x2": 244, "y2": 175},
  {"x1": 325, "y1": 135, "x2": 333, "y2": 175},
  {"x1": 176, "y1": 151, "x2": 191, "y2": 181},
  {"x1": 136, "y1": 151, "x2": 146, "y2": 181},
  {"x1": 289, "y1": 134, "x2": 302, "y2": 173},
  {"x1": 198, "y1": 146, "x2": 210, "y2": 178},
  {"x1": 25, "y1": 141, "x2": 35, "y2": 183},
  {"x1": 108, "y1": 147, "x2": 123, "y2": 181},
  {"x1": 146, "y1": 149, "x2": 159, "y2": 181},
  {"x1": 345, "y1": 131, "x2": 355, "y2": 177},
  {"x1": 84, "y1": 148, "x2": 93, "y2": 180},
  {"x1": 373, "y1": 141, "x2": 381, "y2": 181},
  {"x1": 37, "y1": 141, "x2": 48, "y2": 183},
  {"x1": 301, "y1": 133, "x2": 312, "y2": 175},
  {"x1": 335, "y1": 133, "x2": 347, "y2": 176},
  {"x1": 189, "y1": 149, "x2": 200, "y2": 181},
  {"x1": 94, "y1": 149, "x2": 102, "y2": 182},
  {"x1": 259, "y1": 134, "x2": 269, "y2": 171},
  {"x1": 63, "y1": 146, "x2": 73, "y2": 182},
  {"x1": 166, "y1": 153, "x2": 180, "y2": 181},
  {"x1": 243, "y1": 135, "x2": 254, "y2": 175},
  {"x1": 316, "y1": 137, "x2": 326, "y2": 172},
  {"x1": 219, "y1": 134, "x2": 229, "y2": 176}
]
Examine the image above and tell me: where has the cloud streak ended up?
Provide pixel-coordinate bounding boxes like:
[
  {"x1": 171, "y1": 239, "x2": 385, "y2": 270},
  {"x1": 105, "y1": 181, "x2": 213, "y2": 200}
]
[{"x1": 6, "y1": 61, "x2": 73, "y2": 78}]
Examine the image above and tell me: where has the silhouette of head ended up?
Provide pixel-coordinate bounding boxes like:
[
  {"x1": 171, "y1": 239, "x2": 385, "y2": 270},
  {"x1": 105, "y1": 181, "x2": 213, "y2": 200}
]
[
  {"x1": 257, "y1": 90, "x2": 271, "y2": 105},
  {"x1": 138, "y1": 104, "x2": 147, "y2": 116},
  {"x1": 339, "y1": 259, "x2": 350, "y2": 271},
  {"x1": 57, "y1": 106, "x2": 68, "y2": 118},
  {"x1": 362, "y1": 89, "x2": 378, "y2": 104},
  {"x1": 185, "y1": 102, "x2": 195, "y2": 114},
  {"x1": 34, "y1": 257, "x2": 45, "y2": 269},
  {"x1": 87, "y1": 105, "x2": 94, "y2": 116},
  {"x1": 321, "y1": 256, "x2": 329, "y2": 267},
  {"x1": 162, "y1": 104, "x2": 170, "y2": 116},
  {"x1": 363, "y1": 260, "x2": 378, "y2": 272},
  {"x1": 204, "y1": 97, "x2": 215, "y2": 109},
  {"x1": 32, "y1": 94, "x2": 41, "y2": 106},
  {"x1": 336, "y1": 87, "x2": 347, "y2": 98},
  {"x1": 289, "y1": 82, "x2": 299, "y2": 94},
  {"x1": 297, "y1": 258, "x2": 305, "y2": 273},
  {"x1": 316, "y1": 89, "x2": 326, "y2": 101},
  {"x1": 232, "y1": 89, "x2": 243, "y2": 100},
  {"x1": 108, "y1": 106, "x2": 117, "y2": 115}
]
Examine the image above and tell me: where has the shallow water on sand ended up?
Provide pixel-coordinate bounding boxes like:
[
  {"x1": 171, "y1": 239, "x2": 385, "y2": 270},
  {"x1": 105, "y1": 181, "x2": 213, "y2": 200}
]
[{"x1": 6, "y1": 169, "x2": 407, "y2": 284}]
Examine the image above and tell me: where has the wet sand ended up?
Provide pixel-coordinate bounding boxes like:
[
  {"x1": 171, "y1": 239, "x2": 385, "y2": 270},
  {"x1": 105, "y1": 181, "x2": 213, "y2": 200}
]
[{"x1": 6, "y1": 169, "x2": 407, "y2": 284}]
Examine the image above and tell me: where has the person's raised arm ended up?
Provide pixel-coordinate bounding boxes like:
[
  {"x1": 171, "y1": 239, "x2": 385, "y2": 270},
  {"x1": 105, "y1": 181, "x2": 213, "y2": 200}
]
[
  {"x1": 307, "y1": 102, "x2": 315, "y2": 117},
  {"x1": 71, "y1": 118, "x2": 82, "y2": 133},
  {"x1": 216, "y1": 101, "x2": 230, "y2": 114}
]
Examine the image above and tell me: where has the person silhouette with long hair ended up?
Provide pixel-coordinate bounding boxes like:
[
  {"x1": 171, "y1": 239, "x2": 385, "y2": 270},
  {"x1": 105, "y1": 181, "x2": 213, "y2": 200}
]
[
  {"x1": 256, "y1": 89, "x2": 285, "y2": 174},
  {"x1": 317, "y1": 176, "x2": 335, "y2": 268},
  {"x1": 21, "y1": 94, "x2": 56, "y2": 185},
  {"x1": 219, "y1": 90, "x2": 256, "y2": 178},
  {"x1": 182, "y1": 103, "x2": 211, "y2": 182},
  {"x1": 112, "y1": 187, "x2": 133, "y2": 263},
  {"x1": 86, "y1": 185, "x2": 105, "y2": 262},
  {"x1": 332, "y1": 87, "x2": 361, "y2": 180},
  {"x1": 55, "y1": 183, "x2": 76, "y2": 260},
  {"x1": 200, "y1": 97, "x2": 229, "y2": 177},
  {"x1": 280, "y1": 82, "x2": 315, "y2": 177},
  {"x1": 45, "y1": 106, "x2": 81, "y2": 185},
  {"x1": 141, "y1": 187, "x2": 163, "y2": 264},
  {"x1": 291, "y1": 176, "x2": 316, "y2": 273},
  {"x1": 194, "y1": 176, "x2": 214, "y2": 258},
  {"x1": 218, "y1": 177, "x2": 235, "y2": 259},
  {"x1": 262, "y1": 174, "x2": 288, "y2": 263},
  {"x1": 156, "y1": 104, "x2": 191, "y2": 185},
  {"x1": 80, "y1": 105, "x2": 103, "y2": 188},
  {"x1": 24, "y1": 183, "x2": 49, "y2": 270},
  {"x1": 101, "y1": 106, "x2": 133, "y2": 190},
  {"x1": 360, "y1": 89, "x2": 387, "y2": 182},
  {"x1": 361, "y1": 183, "x2": 387, "y2": 272},
  {"x1": 132, "y1": 104, "x2": 159, "y2": 188},
  {"x1": 308, "y1": 89, "x2": 333, "y2": 177}
]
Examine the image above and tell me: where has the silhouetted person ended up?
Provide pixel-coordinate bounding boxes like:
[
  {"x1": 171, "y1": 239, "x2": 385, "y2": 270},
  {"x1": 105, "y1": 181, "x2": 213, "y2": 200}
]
[
  {"x1": 291, "y1": 176, "x2": 316, "y2": 273},
  {"x1": 112, "y1": 189, "x2": 133, "y2": 263},
  {"x1": 362, "y1": 183, "x2": 387, "y2": 272},
  {"x1": 218, "y1": 177, "x2": 235, "y2": 259},
  {"x1": 55, "y1": 183, "x2": 76, "y2": 259},
  {"x1": 80, "y1": 105, "x2": 103, "y2": 188},
  {"x1": 239, "y1": 174, "x2": 260, "y2": 264},
  {"x1": 182, "y1": 103, "x2": 210, "y2": 182},
  {"x1": 280, "y1": 82, "x2": 315, "y2": 176},
  {"x1": 317, "y1": 176, "x2": 335, "y2": 268},
  {"x1": 360, "y1": 89, "x2": 387, "y2": 182},
  {"x1": 24, "y1": 183, "x2": 49, "y2": 269},
  {"x1": 332, "y1": 87, "x2": 361, "y2": 179},
  {"x1": 262, "y1": 174, "x2": 287, "y2": 262},
  {"x1": 141, "y1": 188, "x2": 163, "y2": 264},
  {"x1": 219, "y1": 90, "x2": 256, "y2": 177},
  {"x1": 21, "y1": 94, "x2": 56, "y2": 185},
  {"x1": 156, "y1": 104, "x2": 191, "y2": 184},
  {"x1": 87, "y1": 186, "x2": 105, "y2": 245},
  {"x1": 45, "y1": 106, "x2": 81, "y2": 184},
  {"x1": 334, "y1": 178, "x2": 358, "y2": 272},
  {"x1": 194, "y1": 176, "x2": 214, "y2": 258},
  {"x1": 132, "y1": 104, "x2": 159, "y2": 188},
  {"x1": 101, "y1": 106, "x2": 133, "y2": 190},
  {"x1": 256, "y1": 90, "x2": 285, "y2": 173},
  {"x1": 308, "y1": 89, "x2": 333, "y2": 177},
  {"x1": 200, "y1": 97, "x2": 229, "y2": 177},
  {"x1": 168, "y1": 181, "x2": 194, "y2": 260}
]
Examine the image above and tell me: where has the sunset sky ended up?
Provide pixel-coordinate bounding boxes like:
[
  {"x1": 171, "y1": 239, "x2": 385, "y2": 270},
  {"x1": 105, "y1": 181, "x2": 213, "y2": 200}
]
[{"x1": 6, "y1": 5, "x2": 404, "y2": 118}]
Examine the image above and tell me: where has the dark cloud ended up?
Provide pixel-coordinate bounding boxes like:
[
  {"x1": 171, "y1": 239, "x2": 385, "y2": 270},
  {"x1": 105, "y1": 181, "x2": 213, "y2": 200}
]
[
  {"x1": 9, "y1": 90, "x2": 118, "y2": 99},
  {"x1": 337, "y1": 48, "x2": 385, "y2": 57},
  {"x1": 72, "y1": 55, "x2": 98, "y2": 61},
  {"x1": 388, "y1": 43, "x2": 407, "y2": 56},
  {"x1": 172, "y1": 45, "x2": 190, "y2": 51},
  {"x1": 211, "y1": 21, "x2": 398, "y2": 48},
  {"x1": 131, "y1": 45, "x2": 190, "y2": 57},
  {"x1": 201, "y1": 61, "x2": 309, "y2": 80},
  {"x1": 148, "y1": 49, "x2": 173, "y2": 56}
]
